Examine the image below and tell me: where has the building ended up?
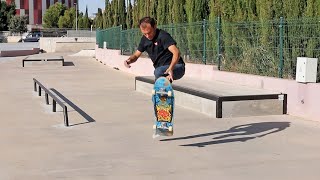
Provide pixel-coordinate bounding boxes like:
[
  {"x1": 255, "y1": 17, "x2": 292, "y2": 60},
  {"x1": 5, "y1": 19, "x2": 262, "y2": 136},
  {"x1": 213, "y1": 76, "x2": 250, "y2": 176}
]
[{"x1": 2, "y1": 0, "x2": 78, "y2": 26}]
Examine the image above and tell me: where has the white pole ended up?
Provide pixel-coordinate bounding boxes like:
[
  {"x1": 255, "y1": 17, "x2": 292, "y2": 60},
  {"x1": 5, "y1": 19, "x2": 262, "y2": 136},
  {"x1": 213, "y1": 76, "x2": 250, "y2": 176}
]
[{"x1": 74, "y1": 3, "x2": 78, "y2": 31}]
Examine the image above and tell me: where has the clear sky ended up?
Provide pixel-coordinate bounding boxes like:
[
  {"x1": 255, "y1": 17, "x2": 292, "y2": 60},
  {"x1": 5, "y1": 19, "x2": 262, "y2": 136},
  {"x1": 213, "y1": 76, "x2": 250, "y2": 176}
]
[{"x1": 79, "y1": 0, "x2": 105, "y2": 17}]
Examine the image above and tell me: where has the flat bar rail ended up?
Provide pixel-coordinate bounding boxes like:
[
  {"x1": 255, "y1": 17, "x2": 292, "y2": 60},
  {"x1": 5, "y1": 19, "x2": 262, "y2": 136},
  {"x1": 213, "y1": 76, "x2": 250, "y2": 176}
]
[
  {"x1": 23, "y1": 56, "x2": 64, "y2": 67},
  {"x1": 33, "y1": 78, "x2": 69, "y2": 126}
]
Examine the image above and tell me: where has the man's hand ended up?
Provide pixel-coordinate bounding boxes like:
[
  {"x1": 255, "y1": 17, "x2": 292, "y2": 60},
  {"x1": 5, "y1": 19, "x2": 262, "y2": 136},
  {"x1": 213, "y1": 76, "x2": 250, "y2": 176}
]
[
  {"x1": 124, "y1": 50, "x2": 142, "y2": 68},
  {"x1": 124, "y1": 59, "x2": 131, "y2": 68},
  {"x1": 164, "y1": 68, "x2": 173, "y2": 82}
]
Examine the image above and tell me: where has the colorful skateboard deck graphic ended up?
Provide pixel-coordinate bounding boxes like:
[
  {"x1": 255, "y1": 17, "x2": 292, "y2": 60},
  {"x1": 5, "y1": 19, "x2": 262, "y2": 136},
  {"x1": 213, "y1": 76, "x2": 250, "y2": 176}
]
[{"x1": 152, "y1": 77, "x2": 174, "y2": 137}]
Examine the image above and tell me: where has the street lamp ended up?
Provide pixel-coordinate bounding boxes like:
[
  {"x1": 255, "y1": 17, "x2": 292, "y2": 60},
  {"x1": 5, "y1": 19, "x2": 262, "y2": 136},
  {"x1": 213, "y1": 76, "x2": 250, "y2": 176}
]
[{"x1": 74, "y1": 2, "x2": 78, "y2": 31}]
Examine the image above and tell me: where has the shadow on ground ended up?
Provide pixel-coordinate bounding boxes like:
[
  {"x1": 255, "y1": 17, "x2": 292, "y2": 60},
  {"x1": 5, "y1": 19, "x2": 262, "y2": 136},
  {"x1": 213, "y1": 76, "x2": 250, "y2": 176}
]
[
  {"x1": 63, "y1": 61, "x2": 75, "y2": 66},
  {"x1": 161, "y1": 122, "x2": 290, "y2": 147},
  {"x1": 51, "y1": 88, "x2": 95, "y2": 126}
]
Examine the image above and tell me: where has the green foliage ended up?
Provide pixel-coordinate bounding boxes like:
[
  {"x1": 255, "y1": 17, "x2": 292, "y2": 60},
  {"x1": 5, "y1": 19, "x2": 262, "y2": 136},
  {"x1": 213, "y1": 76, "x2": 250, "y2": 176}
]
[
  {"x1": 8, "y1": 15, "x2": 27, "y2": 33},
  {"x1": 43, "y1": 2, "x2": 66, "y2": 28},
  {"x1": 132, "y1": 0, "x2": 139, "y2": 27},
  {"x1": 172, "y1": 0, "x2": 185, "y2": 23},
  {"x1": 0, "y1": 1, "x2": 16, "y2": 31},
  {"x1": 126, "y1": 1, "x2": 133, "y2": 29},
  {"x1": 304, "y1": 0, "x2": 320, "y2": 17},
  {"x1": 157, "y1": 0, "x2": 168, "y2": 25},
  {"x1": 118, "y1": 0, "x2": 126, "y2": 27},
  {"x1": 185, "y1": 0, "x2": 209, "y2": 62},
  {"x1": 149, "y1": 0, "x2": 158, "y2": 20},
  {"x1": 94, "y1": 8, "x2": 104, "y2": 29},
  {"x1": 83, "y1": 6, "x2": 91, "y2": 29},
  {"x1": 104, "y1": 1, "x2": 114, "y2": 28},
  {"x1": 185, "y1": 0, "x2": 209, "y2": 22},
  {"x1": 58, "y1": 7, "x2": 75, "y2": 28},
  {"x1": 111, "y1": 0, "x2": 118, "y2": 26},
  {"x1": 77, "y1": 12, "x2": 84, "y2": 29},
  {"x1": 283, "y1": 0, "x2": 305, "y2": 18}
]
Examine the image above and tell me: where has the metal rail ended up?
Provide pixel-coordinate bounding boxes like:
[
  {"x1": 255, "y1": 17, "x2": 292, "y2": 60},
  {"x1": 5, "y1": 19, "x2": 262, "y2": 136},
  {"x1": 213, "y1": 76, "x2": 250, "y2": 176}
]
[{"x1": 33, "y1": 78, "x2": 69, "y2": 126}]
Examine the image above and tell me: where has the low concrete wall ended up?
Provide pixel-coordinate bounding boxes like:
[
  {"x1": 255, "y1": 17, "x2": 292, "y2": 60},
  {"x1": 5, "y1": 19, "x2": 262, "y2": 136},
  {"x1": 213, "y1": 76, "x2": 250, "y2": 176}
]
[
  {"x1": 95, "y1": 46, "x2": 154, "y2": 76},
  {"x1": 7, "y1": 36, "x2": 22, "y2": 43},
  {"x1": 0, "y1": 48, "x2": 40, "y2": 57},
  {"x1": 95, "y1": 46, "x2": 320, "y2": 122},
  {"x1": 40, "y1": 37, "x2": 96, "y2": 53},
  {"x1": 55, "y1": 42, "x2": 95, "y2": 52}
]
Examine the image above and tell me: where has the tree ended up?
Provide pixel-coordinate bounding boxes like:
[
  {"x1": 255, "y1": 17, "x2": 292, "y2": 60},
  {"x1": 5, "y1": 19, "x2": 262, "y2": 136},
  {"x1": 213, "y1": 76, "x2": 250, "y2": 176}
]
[
  {"x1": 111, "y1": 0, "x2": 118, "y2": 26},
  {"x1": 77, "y1": 12, "x2": 85, "y2": 29},
  {"x1": 172, "y1": 0, "x2": 185, "y2": 23},
  {"x1": 137, "y1": 0, "x2": 145, "y2": 18},
  {"x1": 304, "y1": 0, "x2": 320, "y2": 17},
  {"x1": 132, "y1": 0, "x2": 139, "y2": 27},
  {"x1": 58, "y1": 7, "x2": 75, "y2": 28},
  {"x1": 283, "y1": 0, "x2": 305, "y2": 18},
  {"x1": 83, "y1": 6, "x2": 91, "y2": 29},
  {"x1": 94, "y1": 8, "x2": 104, "y2": 29},
  {"x1": 8, "y1": 15, "x2": 27, "y2": 34},
  {"x1": 157, "y1": 0, "x2": 168, "y2": 25},
  {"x1": 126, "y1": 0, "x2": 133, "y2": 29},
  {"x1": 104, "y1": 0, "x2": 114, "y2": 28},
  {"x1": 185, "y1": 0, "x2": 210, "y2": 62},
  {"x1": 0, "y1": 1, "x2": 16, "y2": 31},
  {"x1": 118, "y1": 0, "x2": 126, "y2": 28},
  {"x1": 43, "y1": 2, "x2": 67, "y2": 28},
  {"x1": 149, "y1": 0, "x2": 158, "y2": 20}
]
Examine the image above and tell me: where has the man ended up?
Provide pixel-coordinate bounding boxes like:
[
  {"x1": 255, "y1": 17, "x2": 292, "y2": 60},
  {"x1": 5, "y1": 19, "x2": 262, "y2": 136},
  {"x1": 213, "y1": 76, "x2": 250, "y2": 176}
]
[{"x1": 124, "y1": 17, "x2": 185, "y2": 82}]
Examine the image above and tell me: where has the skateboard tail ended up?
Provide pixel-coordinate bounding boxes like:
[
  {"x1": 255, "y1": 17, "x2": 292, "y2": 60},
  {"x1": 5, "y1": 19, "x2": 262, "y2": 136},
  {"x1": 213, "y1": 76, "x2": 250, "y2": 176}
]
[{"x1": 154, "y1": 127, "x2": 173, "y2": 137}]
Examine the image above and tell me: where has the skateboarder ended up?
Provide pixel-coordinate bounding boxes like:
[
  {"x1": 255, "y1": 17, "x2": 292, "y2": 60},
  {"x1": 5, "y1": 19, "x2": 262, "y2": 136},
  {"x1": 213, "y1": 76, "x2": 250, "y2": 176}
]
[{"x1": 124, "y1": 17, "x2": 185, "y2": 82}]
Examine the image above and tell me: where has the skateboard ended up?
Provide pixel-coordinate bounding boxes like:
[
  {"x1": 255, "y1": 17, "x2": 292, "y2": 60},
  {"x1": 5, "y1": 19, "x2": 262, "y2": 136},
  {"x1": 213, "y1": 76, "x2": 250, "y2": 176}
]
[{"x1": 152, "y1": 76, "x2": 174, "y2": 137}]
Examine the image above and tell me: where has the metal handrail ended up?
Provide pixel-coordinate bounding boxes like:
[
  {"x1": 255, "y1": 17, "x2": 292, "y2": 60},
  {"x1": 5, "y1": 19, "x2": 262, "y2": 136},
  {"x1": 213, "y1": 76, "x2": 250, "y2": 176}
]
[{"x1": 33, "y1": 78, "x2": 69, "y2": 126}]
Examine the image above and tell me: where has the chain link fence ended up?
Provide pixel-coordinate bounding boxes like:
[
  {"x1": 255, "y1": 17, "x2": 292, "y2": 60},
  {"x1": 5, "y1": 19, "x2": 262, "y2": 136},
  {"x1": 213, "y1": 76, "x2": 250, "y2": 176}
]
[
  {"x1": 96, "y1": 26, "x2": 122, "y2": 49},
  {"x1": 96, "y1": 17, "x2": 320, "y2": 81}
]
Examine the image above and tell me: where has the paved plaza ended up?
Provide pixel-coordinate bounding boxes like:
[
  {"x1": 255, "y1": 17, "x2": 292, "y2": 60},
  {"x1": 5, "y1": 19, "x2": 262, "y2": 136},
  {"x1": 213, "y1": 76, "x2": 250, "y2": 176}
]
[{"x1": 0, "y1": 53, "x2": 319, "y2": 179}]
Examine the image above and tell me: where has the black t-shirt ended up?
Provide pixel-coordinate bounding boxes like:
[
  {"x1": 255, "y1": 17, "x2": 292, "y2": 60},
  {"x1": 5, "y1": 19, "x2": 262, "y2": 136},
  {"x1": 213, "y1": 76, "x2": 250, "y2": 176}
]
[{"x1": 137, "y1": 29, "x2": 184, "y2": 68}]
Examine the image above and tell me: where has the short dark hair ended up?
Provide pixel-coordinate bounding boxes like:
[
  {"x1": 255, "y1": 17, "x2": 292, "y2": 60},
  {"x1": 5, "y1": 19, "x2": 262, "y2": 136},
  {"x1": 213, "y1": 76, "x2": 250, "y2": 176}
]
[{"x1": 139, "y1": 17, "x2": 156, "y2": 28}]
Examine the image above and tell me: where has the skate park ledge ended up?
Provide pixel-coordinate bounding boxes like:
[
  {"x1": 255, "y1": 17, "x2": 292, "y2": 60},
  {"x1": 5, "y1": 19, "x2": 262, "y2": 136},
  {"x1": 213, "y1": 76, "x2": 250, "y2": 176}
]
[
  {"x1": 135, "y1": 76, "x2": 287, "y2": 118},
  {"x1": 95, "y1": 47, "x2": 320, "y2": 122},
  {"x1": 0, "y1": 48, "x2": 40, "y2": 57}
]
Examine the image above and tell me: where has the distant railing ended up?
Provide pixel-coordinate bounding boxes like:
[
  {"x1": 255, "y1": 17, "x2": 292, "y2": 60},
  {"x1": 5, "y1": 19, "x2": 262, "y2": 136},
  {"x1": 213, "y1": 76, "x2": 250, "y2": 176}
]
[{"x1": 33, "y1": 78, "x2": 69, "y2": 126}]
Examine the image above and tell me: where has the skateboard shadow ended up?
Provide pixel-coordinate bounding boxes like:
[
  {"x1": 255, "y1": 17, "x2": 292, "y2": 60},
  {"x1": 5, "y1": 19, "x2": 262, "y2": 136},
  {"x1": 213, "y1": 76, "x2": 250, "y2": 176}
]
[
  {"x1": 160, "y1": 122, "x2": 290, "y2": 147},
  {"x1": 50, "y1": 88, "x2": 96, "y2": 126}
]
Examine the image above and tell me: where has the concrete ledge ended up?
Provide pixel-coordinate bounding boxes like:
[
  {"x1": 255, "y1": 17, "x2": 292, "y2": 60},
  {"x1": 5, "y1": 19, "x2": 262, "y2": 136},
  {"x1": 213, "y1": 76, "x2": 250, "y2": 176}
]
[
  {"x1": 40, "y1": 37, "x2": 96, "y2": 53},
  {"x1": 135, "y1": 76, "x2": 287, "y2": 118},
  {"x1": 0, "y1": 48, "x2": 40, "y2": 57}
]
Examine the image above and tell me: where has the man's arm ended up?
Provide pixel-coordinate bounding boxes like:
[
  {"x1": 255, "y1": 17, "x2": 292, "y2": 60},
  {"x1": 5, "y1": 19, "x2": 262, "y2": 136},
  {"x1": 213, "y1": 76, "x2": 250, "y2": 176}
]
[
  {"x1": 165, "y1": 45, "x2": 181, "y2": 80},
  {"x1": 124, "y1": 50, "x2": 142, "y2": 68}
]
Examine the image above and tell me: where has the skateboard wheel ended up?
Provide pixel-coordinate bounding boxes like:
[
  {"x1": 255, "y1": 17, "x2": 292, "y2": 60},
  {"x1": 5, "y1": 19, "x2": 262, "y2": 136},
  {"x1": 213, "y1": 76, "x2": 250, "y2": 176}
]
[
  {"x1": 152, "y1": 89, "x2": 156, "y2": 95},
  {"x1": 168, "y1": 126, "x2": 173, "y2": 132},
  {"x1": 153, "y1": 125, "x2": 156, "y2": 129},
  {"x1": 168, "y1": 91, "x2": 172, "y2": 97}
]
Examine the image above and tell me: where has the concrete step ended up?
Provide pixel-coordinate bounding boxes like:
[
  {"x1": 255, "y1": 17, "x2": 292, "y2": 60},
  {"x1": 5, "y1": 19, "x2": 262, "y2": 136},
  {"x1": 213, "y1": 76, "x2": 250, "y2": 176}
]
[{"x1": 135, "y1": 76, "x2": 287, "y2": 118}]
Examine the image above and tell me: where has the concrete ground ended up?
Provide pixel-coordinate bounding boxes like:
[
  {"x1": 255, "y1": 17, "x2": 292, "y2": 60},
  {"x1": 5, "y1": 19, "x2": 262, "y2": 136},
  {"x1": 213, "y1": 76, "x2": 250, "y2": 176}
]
[{"x1": 0, "y1": 53, "x2": 320, "y2": 180}]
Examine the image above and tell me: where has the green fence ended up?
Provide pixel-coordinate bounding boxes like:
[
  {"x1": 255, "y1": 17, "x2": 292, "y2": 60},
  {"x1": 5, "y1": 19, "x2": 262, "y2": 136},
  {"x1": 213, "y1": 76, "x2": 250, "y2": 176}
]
[
  {"x1": 96, "y1": 26, "x2": 122, "y2": 49},
  {"x1": 96, "y1": 17, "x2": 320, "y2": 81}
]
